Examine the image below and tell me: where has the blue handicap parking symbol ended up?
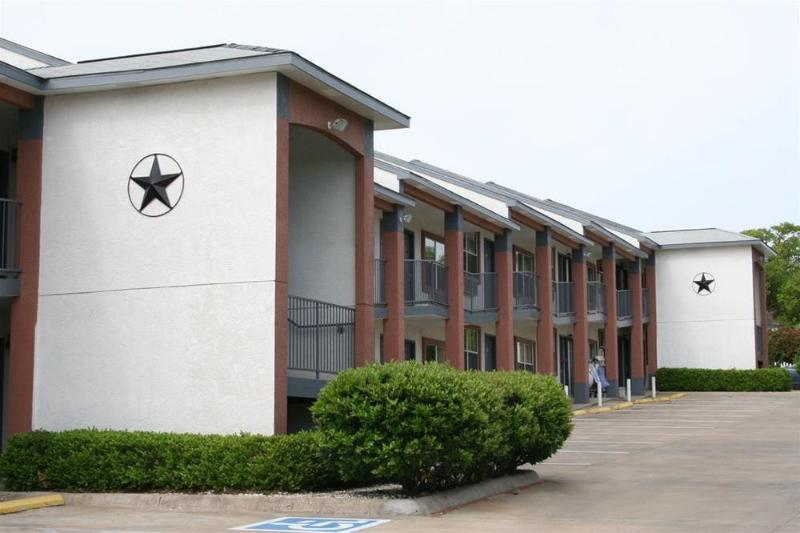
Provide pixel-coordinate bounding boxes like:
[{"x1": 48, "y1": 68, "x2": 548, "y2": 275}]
[{"x1": 231, "y1": 516, "x2": 390, "y2": 532}]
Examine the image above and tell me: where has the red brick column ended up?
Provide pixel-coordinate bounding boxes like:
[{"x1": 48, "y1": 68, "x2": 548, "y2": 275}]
[
  {"x1": 381, "y1": 207, "x2": 405, "y2": 362},
  {"x1": 354, "y1": 156, "x2": 375, "y2": 367},
  {"x1": 495, "y1": 230, "x2": 514, "y2": 370},
  {"x1": 602, "y1": 245, "x2": 619, "y2": 397},
  {"x1": 7, "y1": 97, "x2": 43, "y2": 438},
  {"x1": 445, "y1": 207, "x2": 465, "y2": 369},
  {"x1": 755, "y1": 252, "x2": 769, "y2": 366},
  {"x1": 645, "y1": 255, "x2": 658, "y2": 379},
  {"x1": 571, "y1": 246, "x2": 589, "y2": 403},
  {"x1": 629, "y1": 259, "x2": 645, "y2": 396},
  {"x1": 535, "y1": 229, "x2": 554, "y2": 374}
]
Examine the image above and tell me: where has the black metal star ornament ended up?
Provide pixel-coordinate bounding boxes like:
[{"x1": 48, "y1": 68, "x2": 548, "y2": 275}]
[
  {"x1": 128, "y1": 154, "x2": 184, "y2": 217},
  {"x1": 693, "y1": 272, "x2": 715, "y2": 295}
]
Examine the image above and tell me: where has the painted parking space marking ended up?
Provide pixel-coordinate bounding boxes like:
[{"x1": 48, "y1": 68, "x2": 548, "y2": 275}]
[
  {"x1": 567, "y1": 440, "x2": 664, "y2": 445},
  {"x1": 231, "y1": 517, "x2": 390, "y2": 532},
  {"x1": 559, "y1": 449, "x2": 630, "y2": 454}
]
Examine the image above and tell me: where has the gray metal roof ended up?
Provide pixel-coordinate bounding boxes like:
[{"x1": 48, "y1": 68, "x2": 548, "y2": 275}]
[
  {"x1": 0, "y1": 41, "x2": 409, "y2": 130},
  {"x1": 0, "y1": 37, "x2": 70, "y2": 67},
  {"x1": 645, "y1": 228, "x2": 776, "y2": 257}
]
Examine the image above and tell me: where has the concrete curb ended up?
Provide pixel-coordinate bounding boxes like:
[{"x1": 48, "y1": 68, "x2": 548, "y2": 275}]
[
  {"x1": 573, "y1": 392, "x2": 686, "y2": 417},
  {"x1": 0, "y1": 494, "x2": 64, "y2": 515},
  {"x1": 379, "y1": 470, "x2": 541, "y2": 515},
  {"x1": 0, "y1": 471, "x2": 541, "y2": 518}
]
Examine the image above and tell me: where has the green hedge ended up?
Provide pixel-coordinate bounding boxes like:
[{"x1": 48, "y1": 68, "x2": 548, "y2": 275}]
[
  {"x1": 655, "y1": 367, "x2": 791, "y2": 392},
  {"x1": 0, "y1": 429, "x2": 338, "y2": 493},
  {"x1": 312, "y1": 362, "x2": 572, "y2": 494},
  {"x1": 1, "y1": 363, "x2": 573, "y2": 494}
]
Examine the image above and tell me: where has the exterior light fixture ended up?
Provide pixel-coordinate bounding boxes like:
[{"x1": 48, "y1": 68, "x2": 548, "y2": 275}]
[
  {"x1": 328, "y1": 118, "x2": 348, "y2": 132},
  {"x1": 402, "y1": 213, "x2": 413, "y2": 224}
]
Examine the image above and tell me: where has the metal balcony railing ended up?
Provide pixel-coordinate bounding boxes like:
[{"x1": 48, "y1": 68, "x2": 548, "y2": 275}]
[
  {"x1": 513, "y1": 271, "x2": 538, "y2": 309},
  {"x1": 288, "y1": 295, "x2": 355, "y2": 378},
  {"x1": 464, "y1": 271, "x2": 498, "y2": 312},
  {"x1": 0, "y1": 199, "x2": 20, "y2": 274},
  {"x1": 587, "y1": 281, "x2": 606, "y2": 314},
  {"x1": 553, "y1": 281, "x2": 575, "y2": 316},
  {"x1": 405, "y1": 259, "x2": 448, "y2": 307},
  {"x1": 375, "y1": 259, "x2": 386, "y2": 305},
  {"x1": 642, "y1": 287, "x2": 650, "y2": 318},
  {"x1": 617, "y1": 289, "x2": 632, "y2": 320}
]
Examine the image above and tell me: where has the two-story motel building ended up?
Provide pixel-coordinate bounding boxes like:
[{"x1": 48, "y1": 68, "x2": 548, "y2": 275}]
[{"x1": 0, "y1": 39, "x2": 773, "y2": 437}]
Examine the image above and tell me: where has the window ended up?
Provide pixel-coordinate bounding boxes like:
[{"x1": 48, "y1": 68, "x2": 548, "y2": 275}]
[
  {"x1": 404, "y1": 339, "x2": 416, "y2": 362},
  {"x1": 421, "y1": 232, "x2": 446, "y2": 298},
  {"x1": 423, "y1": 338, "x2": 445, "y2": 363},
  {"x1": 465, "y1": 328, "x2": 480, "y2": 370},
  {"x1": 423, "y1": 233, "x2": 445, "y2": 263},
  {"x1": 515, "y1": 338, "x2": 536, "y2": 372},
  {"x1": 464, "y1": 232, "x2": 480, "y2": 274},
  {"x1": 514, "y1": 248, "x2": 534, "y2": 273}
]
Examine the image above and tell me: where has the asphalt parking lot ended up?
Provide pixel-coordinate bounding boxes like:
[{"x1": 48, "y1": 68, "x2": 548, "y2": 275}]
[{"x1": 2, "y1": 392, "x2": 798, "y2": 532}]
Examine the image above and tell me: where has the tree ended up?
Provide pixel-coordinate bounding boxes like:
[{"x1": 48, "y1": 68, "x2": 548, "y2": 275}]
[{"x1": 742, "y1": 222, "x2": 800, "y2": 326}]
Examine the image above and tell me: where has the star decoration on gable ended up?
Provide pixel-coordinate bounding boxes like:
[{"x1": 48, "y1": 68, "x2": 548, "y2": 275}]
[
  {"x1": 128, "y1": 154, "x2": 185, "y2": 217},
  {"x1": 692, "y1": 272, "x2": 715, "y2": 295}
]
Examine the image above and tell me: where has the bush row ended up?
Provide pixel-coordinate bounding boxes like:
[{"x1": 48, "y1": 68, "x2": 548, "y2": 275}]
[
  {"x1": 0, "y1": 429, "x2": 338, "y2": 493},
  {"x1": 311, "y1": 363, "x2": 573, "y2": 494},
  {"x1": 0, "y1": 363, "x2": 573, "y2": 495},
  {"x1": 655, "y1": 367, "x2": 791, "y2": 392}
]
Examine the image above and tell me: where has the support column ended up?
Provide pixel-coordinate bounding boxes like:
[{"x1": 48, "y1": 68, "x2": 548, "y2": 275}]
[
  {"x1": 381, "y1": 207, "x2": 405, "y2": 362},
  {"x1": 535, "y1": 228, "x2": 555, "y2": 374},
  {"x1": 354, "y1": 136, "x2": 375, "y2": 367},
  {"x1": 7, "y1": 97, "x2": 43, "y2": 438},
  {"x1": 602, "y1": 245, "x2": 619, "y2": 397},
  {"x1": 757, "y1": 256, "x2": 769, "y2": 366},
  {"x1": 629, "y1": 259, "x2": 645, "y2": 396},
  {"x1": 495, "y1": 229, "x2": 514, "y2": 370},
  {"x1": 273, "y1": 92, "x2": 290, "y2": 434},
  {"x1": 645, "y1": 255, "x2": 658, "y2": 379},
  {"x1": 444, "y1": 207, "x2": 465, "y2": 369},
  {"x1": 572, "y1": 246, "x2": 589, "y2": 403}
]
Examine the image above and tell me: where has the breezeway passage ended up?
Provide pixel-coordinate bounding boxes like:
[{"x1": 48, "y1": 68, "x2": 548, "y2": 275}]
[{"x1": 1, "y1": 393, "x2": 798, "y2": 532}]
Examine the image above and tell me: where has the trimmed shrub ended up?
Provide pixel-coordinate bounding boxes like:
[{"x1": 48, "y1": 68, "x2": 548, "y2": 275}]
[
  {"x1": 0, "y1": 429, "x2": 338, "y2": 493},
  {"x1": 655, "y1": 367, "x2": 791, "y2": 392},
  {"x1": 311, "y1": 362, "x2": 572, "y2": 494}
]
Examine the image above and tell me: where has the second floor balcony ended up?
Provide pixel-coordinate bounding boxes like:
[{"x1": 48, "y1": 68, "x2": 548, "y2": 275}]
[
  {"x1": 464, "y1": 271, "x2": 498, "y2": 314},
  {"x1": 513, "y1": 271, "x2": 538, "y2": 309},
  {"x1": 617, "y1": 289, "x2": 632, "y2": 320},
  {"x1": 553, "y1": 281, "x2": 575, "y2": 317},
  {"x1": 587, "y1": 281, "x2": 606, "y2": 315},
  {"x1": 405, "y1": 259, "x2": 448, "y2": 309}
]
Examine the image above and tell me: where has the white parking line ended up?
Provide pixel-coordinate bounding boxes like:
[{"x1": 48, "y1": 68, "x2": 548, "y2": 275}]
[
  {"x1": 559, "y1": 450, "x2": 630, "y2": 454},
  {"x1": 567, "y1": 440, "x2": 663, "y2": 445},
  {"x1": 575, "y1": 425, "x2": 714, "y2": 429}
]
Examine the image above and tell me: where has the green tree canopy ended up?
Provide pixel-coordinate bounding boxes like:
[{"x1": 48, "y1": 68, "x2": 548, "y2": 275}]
[{"x1": 743, "y1": 222, "x2": 800, "y2": 326}]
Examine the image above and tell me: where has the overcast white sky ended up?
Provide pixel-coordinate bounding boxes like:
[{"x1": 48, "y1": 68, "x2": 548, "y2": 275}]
[{"x1": 1, "y1": 1, "x2": 797, "y2": 232}]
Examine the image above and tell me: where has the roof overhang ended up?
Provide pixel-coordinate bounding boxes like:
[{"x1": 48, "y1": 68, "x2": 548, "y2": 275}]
[
  {"x1": 586, "y1": 222, "x2": 648, "y2": 260},
  {"x1": 374, "y1": 183, "x2": 416, "y2": 210},
  {"x1": 509, "y1": 204, "x2": 594, "y2": 248},
  {"x1": 0, "y1": 51, "x2": 409, "y2": 130},
  {"x1": 375, "y1": 160, "x2": 519, "y2": 234}
]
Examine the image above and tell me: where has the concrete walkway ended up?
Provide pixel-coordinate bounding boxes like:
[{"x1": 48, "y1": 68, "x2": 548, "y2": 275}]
[{"x1": 1, "y1": 392, "x2": 798, "y2": 532}]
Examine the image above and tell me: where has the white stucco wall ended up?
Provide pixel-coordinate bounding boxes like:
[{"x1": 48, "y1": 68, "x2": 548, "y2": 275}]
[
  {"x1": 655, "y1": 246, "x2": 757, "y2": 369},
  {"x1": 288, "y1": 126, "x2": 355, "y2": 307},
  {"x1": 34, "y1": 73, "x2": 279, "y2": 434}
]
